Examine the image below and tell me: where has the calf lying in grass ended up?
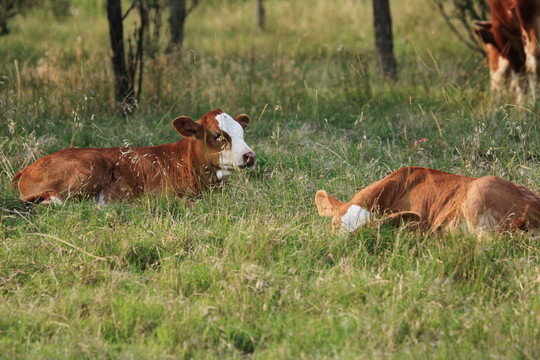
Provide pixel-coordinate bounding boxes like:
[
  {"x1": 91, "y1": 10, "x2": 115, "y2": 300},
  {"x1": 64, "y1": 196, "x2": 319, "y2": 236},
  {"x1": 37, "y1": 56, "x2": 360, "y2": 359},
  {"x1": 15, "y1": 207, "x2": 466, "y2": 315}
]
[
  {"x1": 316, "y1": 167, "x2": 540, "y2": 236},
  {"x1": 11, "y1": 109, "x2": 256, "y2": 204}
]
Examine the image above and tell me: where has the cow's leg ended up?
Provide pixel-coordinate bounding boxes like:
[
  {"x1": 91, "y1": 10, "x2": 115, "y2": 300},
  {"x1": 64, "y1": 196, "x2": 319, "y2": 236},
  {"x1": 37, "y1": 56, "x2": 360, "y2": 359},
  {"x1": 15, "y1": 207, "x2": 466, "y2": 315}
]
[
  {"x1": 510, "y1": 69, "x2": 525, "y2": 103},
  {"x1": 21, "y1": 189, "x2": 63, "y2": 205},
  {"x1": 489, "y1": 51, "x2": 511, "y2": 98},
  {"x1": 95, "y1": 185, "x2": 126, "y2": 204},
  {"x1": 520, "y1": 24, "x2": 540, "y2": 98},
  {"x1": 523, "y1": 37, "x2": 536, "y2": 97},
  {"x1": 99, "y1": 166, "x2": 142, "y2": 203}
]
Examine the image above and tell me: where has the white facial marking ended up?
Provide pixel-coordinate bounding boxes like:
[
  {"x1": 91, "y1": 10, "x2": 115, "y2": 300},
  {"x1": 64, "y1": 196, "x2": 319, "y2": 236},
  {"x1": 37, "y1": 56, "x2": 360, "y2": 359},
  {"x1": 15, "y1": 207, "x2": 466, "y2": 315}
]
[
  {"x1": 215, "y1": 113, "x2": 253, "y2": 171},
  {"x1": 340, "y1": 205, "x2": 371, "y2": 233}
]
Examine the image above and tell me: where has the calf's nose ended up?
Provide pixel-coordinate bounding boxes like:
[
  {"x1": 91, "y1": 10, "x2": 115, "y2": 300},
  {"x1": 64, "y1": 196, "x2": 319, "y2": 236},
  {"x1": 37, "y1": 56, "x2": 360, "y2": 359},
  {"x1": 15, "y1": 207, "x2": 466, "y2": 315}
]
[{"x1": 243, "y1": 151, "x2": 256, "y2": 168}]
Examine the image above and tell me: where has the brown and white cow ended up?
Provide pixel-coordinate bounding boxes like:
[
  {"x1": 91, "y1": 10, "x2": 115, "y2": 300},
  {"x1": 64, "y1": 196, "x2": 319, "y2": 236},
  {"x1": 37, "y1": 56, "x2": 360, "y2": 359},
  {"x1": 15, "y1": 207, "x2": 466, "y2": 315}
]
[
  {"x1": 316, "y1": 167, "x2": 540, "y2": 236},
  {"x1": 474, "y1": 20, "x2": 525, "y2": 100},
  {"x1": 11, "y1": 109, "x2": 256, "y2": 204},
  {"x1": 474, "y1": 0, "x2": 540, "y2": 100}
]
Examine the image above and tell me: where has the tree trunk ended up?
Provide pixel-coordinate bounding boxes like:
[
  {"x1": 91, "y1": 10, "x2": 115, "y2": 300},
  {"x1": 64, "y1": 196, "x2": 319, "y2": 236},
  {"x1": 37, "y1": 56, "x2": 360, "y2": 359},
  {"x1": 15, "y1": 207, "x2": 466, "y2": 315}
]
[
  {"x1": 373, "y1": 0, "x2": 397, "y2": 80},
  {"x1": 106, "y1": 0, "x2": 131, "y2": 110},
  {"x1": 255, "y1": 0, "x2": 265, "y2": 30},
  {"x1": 168, "y1": 0, "x2": 187, "y2": 52},
  {"x1": 0, "y1": 1, "x2": 16, "y2": 36}
]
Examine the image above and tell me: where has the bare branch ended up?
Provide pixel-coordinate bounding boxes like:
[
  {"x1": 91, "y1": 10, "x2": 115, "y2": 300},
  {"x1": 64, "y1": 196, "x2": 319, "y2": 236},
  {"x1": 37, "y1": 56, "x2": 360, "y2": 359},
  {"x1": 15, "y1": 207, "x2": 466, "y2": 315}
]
[
  {"x1": 122, "y1": 0, "x2": 139, "y2": 21},
  {"x1": 186, "y1": 0, "x2": 199, "y2": 16},
  {"x1": 432, "y1": 0, "x2": 485, "y2": 55}
]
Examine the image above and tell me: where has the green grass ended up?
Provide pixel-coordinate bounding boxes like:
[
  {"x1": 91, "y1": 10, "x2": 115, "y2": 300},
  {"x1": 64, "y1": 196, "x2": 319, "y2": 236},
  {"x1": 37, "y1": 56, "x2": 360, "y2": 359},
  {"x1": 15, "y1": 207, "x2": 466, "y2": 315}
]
[{"x1": 1, "y1": 0, "x2": 540, "y2": 358}]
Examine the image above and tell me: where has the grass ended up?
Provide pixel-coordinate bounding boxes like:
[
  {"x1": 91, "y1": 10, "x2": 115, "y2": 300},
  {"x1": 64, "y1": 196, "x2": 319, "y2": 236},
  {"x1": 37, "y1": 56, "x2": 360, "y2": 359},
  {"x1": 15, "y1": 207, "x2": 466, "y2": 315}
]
[{"x1": 1, "y1": 0, "x2": 540, "y2": 358}]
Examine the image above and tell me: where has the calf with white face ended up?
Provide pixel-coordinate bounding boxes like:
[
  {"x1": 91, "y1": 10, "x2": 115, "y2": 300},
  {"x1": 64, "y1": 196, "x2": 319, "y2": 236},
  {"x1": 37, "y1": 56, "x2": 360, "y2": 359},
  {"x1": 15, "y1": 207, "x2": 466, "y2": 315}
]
[
  {"x1": 12, "y1": 109, "x2": 256, "y2": 204},
  {"x1": 316, "y1": 167, "x2": 540, "y2": 236}
]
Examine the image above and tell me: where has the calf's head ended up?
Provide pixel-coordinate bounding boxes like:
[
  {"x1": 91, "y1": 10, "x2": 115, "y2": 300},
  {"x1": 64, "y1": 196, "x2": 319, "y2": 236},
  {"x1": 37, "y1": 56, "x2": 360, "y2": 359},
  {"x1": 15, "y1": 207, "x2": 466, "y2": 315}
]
[
  {"x1": 172, "y1": 109, "x2": 256, "y2": 179},
  {"x1": 315, "y1": 190, "x2": 371, "y2": 233}
]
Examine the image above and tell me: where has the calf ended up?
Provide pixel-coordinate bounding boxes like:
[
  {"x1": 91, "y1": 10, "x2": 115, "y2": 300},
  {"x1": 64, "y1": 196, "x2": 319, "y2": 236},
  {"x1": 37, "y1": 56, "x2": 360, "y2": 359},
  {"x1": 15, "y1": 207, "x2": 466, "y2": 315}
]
[
  {"x1": 474, "y1": 0, "x2": 540, "y2": 100},
  {"x1": 316, "y1": 167, "x2": 540, "y2": 236},
  {"x1": 11, "y1": 109, "x2": 256, "y2": 204}
]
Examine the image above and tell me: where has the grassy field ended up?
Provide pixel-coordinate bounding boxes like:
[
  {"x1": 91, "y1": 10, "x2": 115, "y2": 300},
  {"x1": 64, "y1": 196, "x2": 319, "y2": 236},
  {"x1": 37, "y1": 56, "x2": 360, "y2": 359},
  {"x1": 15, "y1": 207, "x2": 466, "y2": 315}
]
[{"x1": 1, "y1": 0, "x2": 540, "y2": 358}]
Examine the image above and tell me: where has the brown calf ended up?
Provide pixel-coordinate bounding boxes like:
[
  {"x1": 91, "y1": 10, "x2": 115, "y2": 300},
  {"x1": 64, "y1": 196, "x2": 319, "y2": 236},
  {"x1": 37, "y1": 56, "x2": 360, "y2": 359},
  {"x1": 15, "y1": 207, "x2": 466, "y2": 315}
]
[
  {"x1": 316, "y1": 167, "x2": 540, "y2": 236},
  {"x1": 11, "y1": 109, "x2": 256, "y2": 204}
]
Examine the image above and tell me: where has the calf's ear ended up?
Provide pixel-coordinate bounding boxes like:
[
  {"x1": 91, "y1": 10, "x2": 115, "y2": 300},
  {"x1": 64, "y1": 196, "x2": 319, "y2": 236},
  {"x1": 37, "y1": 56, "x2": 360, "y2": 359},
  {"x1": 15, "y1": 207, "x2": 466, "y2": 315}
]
[
  {"x1": 234, "y1": 114, "x2": 250, "y2": 129},
  {"x1": 172, "y1": 116, "x2": 203, "y2": 139},
  {"x1": 315, "y1": 190, "x2": 342, "y2": 217}
]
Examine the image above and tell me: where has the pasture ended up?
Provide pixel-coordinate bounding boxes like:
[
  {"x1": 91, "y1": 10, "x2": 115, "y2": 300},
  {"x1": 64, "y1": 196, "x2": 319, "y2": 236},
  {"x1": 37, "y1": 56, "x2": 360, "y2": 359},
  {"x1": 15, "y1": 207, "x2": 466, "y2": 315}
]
[{"x1": 1, "y1": 0, "x2": 539, "y2": 358}]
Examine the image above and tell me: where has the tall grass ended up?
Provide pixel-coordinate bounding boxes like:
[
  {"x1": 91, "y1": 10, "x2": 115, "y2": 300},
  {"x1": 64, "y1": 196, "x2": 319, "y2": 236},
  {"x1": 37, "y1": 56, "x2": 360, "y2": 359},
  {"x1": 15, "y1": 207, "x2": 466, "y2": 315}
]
[{"x1": 1, "y1": 0, "x2": 539, "y2": 358}]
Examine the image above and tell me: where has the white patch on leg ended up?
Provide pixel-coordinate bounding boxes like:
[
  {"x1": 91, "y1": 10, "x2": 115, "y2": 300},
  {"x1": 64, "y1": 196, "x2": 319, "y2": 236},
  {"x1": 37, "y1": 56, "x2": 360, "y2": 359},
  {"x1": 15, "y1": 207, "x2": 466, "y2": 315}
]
[
  {"x1": 97, "y1": 190, "x2": 106, "y2": 205},
  {"x1": 42, "y1": 196, "x2": 63, "y2": 206},
  {"x1": 490, "y1": 56, "x2": 509, "y2": 94},
  {"x1": 216, "y1": 113, "x2": 254, "y2": 171},
  {"x1": 526, "y1": 52, "x2": 536, "y2": 96},
  {"x1": 510, "y1": 70, "x2": 524, "y2": 103},
  {"x1": 522, "y1": 34, "x2": 537, "y2": 97},
  {"x1": 340, "y1": 205, "x2": 371, "y2": 233}
]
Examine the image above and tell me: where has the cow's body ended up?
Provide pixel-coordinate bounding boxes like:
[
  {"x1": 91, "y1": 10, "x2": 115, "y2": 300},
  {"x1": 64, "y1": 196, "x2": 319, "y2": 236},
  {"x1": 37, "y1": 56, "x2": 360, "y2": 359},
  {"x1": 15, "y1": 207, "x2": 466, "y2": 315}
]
[
  {"x1": 316, "y1": 167, "x2": 540, "y2": 236},
  {"x1": 11, "y1": 109, "x2": 256, "y2": 204},
  {"x1": 474, "y1": 0, "x2": 540, "y2": 100}
]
